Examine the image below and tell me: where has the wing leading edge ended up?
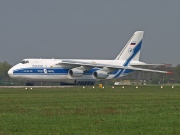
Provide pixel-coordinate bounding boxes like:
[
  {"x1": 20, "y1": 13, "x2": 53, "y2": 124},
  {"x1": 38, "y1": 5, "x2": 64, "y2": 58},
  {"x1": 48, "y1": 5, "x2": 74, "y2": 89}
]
[{"x1": 60, "y1": 60, "x2": 172, "y2": 74}]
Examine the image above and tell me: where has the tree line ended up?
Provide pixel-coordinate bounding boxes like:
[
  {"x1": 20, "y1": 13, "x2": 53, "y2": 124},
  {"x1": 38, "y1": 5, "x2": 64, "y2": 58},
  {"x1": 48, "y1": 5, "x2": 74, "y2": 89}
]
[{"x1": 0, "y1": 61, "x2": 179, "y2": 85}]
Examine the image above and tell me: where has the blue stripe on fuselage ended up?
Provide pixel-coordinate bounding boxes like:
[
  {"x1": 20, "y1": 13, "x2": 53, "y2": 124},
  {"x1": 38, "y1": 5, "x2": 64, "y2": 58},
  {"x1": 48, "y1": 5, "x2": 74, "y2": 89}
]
[
  {"x1": 13, "y1": 68, "x2": 102, "y2": 75},
  {"x1": 13, "y1": 67, "x2": 133, "y2": 76}
]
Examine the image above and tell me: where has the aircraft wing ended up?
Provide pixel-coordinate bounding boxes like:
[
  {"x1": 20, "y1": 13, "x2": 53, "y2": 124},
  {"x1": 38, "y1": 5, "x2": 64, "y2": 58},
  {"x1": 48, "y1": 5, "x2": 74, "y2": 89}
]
[
  {"x1": 129, "y1": 61, "x2": 169, "y2": 66},
  {"x1": 61, "y1": 60, "x2": 172, "y2": 74},
  {"x1": 130, "y1": 63, "x2": 166, "y2": 66}
]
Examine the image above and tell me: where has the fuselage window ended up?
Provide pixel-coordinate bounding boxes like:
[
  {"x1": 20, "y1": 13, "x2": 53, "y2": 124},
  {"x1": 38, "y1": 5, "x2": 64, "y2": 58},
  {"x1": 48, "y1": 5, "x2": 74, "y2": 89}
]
[{"x1": 21, "y1": 60, "x2": 29, "y2": 64}]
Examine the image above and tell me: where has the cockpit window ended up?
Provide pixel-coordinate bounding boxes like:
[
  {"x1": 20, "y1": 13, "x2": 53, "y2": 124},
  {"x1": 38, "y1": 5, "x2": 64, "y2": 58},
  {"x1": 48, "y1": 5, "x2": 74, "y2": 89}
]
[{"x1": 21, "y1": 60, "x2": 29, "y2": 64}]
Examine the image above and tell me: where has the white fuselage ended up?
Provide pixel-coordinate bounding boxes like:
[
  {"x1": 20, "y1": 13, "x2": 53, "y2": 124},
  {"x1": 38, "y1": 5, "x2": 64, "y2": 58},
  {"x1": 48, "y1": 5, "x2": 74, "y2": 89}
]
[{"x1": 8, "y1": 58, "x2": 133, "y2": 84}]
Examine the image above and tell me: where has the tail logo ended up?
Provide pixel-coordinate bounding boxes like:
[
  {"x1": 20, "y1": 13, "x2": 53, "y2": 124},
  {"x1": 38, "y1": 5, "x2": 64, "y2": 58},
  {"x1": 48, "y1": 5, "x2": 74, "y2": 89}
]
[
  {"x1": 128, "y1": 48, "x2": 133, "y2": 54},
  {"x1": 114, "y1": 40, "x2": 142, "y2": 78}
]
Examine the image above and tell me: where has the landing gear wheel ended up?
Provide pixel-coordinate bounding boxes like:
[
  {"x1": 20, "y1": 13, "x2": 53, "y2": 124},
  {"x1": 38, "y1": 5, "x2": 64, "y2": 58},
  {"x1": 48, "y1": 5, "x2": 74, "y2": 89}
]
[{"x1": 26, "y1": 82, "x2": 34, "y2": 86}]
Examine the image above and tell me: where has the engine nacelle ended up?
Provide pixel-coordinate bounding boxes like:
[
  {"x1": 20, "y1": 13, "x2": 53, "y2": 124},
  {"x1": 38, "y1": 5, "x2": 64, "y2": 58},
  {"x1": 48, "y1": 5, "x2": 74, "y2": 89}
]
[
  {"x1": 68, "y1": 68, "x2": 83, "y2": 77},
  {"x1": 93, "y1": 70, "x2": 109, "y2": 79}
]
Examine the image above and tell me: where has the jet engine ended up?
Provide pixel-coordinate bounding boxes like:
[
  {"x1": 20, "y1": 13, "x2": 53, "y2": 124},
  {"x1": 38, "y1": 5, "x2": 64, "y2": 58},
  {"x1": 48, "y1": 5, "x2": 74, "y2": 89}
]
[
  {"x1": 68, "y1": 68, "x2": 83, "y2": 77},
  {"x1": 93, "y1": 70, "x2": 109, "y2": 79}
]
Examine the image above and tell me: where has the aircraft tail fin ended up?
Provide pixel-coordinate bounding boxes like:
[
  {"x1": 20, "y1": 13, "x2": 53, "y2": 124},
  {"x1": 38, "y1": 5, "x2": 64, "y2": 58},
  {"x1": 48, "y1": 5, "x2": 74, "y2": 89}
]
[{"x1": 115, "y1": 31, "x2": 144, "y2": 62}]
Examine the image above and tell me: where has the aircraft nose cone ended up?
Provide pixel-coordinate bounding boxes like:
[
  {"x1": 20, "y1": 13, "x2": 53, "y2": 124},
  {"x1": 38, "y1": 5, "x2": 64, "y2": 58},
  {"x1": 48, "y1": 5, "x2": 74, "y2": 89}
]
[{"x1": 8, "y1": 69, "x2": 13, "y2": 78}]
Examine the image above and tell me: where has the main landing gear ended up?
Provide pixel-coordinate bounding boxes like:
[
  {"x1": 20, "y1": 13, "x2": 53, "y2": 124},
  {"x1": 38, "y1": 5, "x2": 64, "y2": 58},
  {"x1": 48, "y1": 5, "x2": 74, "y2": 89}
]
[{"x1": 26, "y1": 82, "x2": 34, "y2": 86}]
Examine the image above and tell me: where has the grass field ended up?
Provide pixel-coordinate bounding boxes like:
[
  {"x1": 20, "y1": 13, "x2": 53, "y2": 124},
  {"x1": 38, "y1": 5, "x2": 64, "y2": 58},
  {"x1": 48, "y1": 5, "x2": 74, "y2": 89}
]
[{"x1": 0, "y1": 86, "x2": 179, "y2": 135}]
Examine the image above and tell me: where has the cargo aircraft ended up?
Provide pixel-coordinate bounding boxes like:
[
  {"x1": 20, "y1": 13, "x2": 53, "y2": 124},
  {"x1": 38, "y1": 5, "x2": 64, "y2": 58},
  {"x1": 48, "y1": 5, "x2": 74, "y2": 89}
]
[{"x1": 8, "y1": 31, "x2": 172, "y2": 86}]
